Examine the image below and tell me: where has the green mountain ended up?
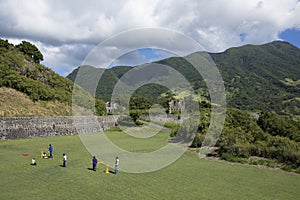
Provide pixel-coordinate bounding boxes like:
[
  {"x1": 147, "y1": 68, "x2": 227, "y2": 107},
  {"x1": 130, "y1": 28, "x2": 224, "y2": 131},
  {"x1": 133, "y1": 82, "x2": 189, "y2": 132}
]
[
  {"x1": 67, "y1": 65, "x2": 170, "y2": 103},
  {"x1": 157, "y1": 41, "x2": 300, "y2": 115},
  {"x1": 0, "y1": 38, "x2": 106, "y2": 117},
  {"x1": 67, "y1": 65, "x2": 121, "y2": 102},
  {"x1": 68, "y1": 41, "x2": 300, "y2": 116},
  {"x1": 212, "y1": 41, "x2": 300, "y2": 115}
]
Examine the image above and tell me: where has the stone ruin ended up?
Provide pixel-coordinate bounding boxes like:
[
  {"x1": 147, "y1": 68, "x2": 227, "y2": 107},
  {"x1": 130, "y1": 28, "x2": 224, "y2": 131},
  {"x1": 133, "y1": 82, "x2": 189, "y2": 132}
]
[{"x1": 168, "y1": 99, "x2": 185, "y2": 114}]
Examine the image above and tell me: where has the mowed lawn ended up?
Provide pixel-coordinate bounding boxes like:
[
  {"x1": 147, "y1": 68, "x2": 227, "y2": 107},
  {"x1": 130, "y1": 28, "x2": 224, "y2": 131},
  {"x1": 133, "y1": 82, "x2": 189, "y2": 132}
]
[{"x1": 0, "y1": 129, "x2": 299, "y2": 200}]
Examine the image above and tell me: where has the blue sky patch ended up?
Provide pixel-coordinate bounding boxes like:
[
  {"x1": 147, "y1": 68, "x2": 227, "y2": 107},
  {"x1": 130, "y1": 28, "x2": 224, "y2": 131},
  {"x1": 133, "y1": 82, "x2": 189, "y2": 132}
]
[
  {"x1": 239, "y1": 33, "x2": 247, "y2": 42},
  {"x1": 279, "y1": 28, "x2": 300, "y2": 48}
]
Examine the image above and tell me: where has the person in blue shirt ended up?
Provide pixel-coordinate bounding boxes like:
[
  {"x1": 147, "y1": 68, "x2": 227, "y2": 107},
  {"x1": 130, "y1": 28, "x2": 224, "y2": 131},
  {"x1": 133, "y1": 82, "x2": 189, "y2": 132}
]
[
  {"x1": 92, "y1": 156, "x2": 97, "y2": 171},
  {"x1": 49, "y1": 144, "x2": 53, "y2": 158}
]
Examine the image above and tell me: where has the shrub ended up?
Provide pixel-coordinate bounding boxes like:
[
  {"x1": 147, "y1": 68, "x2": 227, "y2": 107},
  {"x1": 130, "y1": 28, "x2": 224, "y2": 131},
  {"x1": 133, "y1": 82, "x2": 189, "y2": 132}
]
[
  {"x1": 221, "y1": 153, "x2": 247, "y2": 164},
  {"x1": 170, "y1": 126, "x2": 179, "y2": 137},
  {"x1": 107, "y1": 126, "x2": 122, "y2": 132},
  {"x1": 117, "y1": 116, "x2": 138, "y2": 127},
  {"x1": 281, "y1": 165, "x2": 293, "y2": 172}
]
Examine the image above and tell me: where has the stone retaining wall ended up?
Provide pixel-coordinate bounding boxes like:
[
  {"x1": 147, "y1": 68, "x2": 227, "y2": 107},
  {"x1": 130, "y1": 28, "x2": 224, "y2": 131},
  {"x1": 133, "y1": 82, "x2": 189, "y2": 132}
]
[
  {"x1": 0, "y1": 116, "x2": 118, "y2": 140},
  {"x1": 140, "y1": 114, "x2": 189, "y2": 124}
]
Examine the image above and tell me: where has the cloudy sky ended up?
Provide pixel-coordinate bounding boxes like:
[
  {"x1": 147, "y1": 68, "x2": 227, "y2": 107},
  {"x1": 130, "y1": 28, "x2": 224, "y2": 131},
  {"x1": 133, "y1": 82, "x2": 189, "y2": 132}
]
[{"x1": 0, "y1": 0, "x2": 300, "y2": 76}]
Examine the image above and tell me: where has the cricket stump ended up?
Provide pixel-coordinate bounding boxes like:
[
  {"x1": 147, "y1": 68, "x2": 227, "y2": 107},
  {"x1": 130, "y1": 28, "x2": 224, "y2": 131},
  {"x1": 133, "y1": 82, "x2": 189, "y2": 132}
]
[{"x1": 105, "y1": 164, "x2": 109, "y2": 174}]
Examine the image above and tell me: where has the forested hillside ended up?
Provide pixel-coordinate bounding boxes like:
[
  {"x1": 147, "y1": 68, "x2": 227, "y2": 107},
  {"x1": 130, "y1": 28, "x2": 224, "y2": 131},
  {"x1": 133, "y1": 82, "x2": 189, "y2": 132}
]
[
  {"x1": 68, "y1": 41, "x2": 300, "y2": 116},
  {"x1": 0, "y1": 38, "x2": 106, "y2": 116},
  {"x1": 212, "y1": 41, "x2": 300, "y2": 115},
  {"x1": 157, "y1": 41, "x2": 300, "y2": 115}
]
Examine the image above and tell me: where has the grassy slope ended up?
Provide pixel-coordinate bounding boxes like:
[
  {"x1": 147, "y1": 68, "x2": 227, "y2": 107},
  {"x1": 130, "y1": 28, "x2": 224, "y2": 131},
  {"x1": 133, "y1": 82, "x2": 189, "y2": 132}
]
[
  {"x1": 0, "y1": 131, "x2": 299, "y2": 200},
  {"x1": 0, "y1": 87, "x2": 89, "y2": 117}
]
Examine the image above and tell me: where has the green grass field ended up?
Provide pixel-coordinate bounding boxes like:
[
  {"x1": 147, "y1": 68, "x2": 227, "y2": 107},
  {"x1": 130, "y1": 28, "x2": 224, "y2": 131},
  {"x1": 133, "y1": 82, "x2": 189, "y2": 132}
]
[{"x1": 0, "y1": 130, "x2": 299, "y2": 200}]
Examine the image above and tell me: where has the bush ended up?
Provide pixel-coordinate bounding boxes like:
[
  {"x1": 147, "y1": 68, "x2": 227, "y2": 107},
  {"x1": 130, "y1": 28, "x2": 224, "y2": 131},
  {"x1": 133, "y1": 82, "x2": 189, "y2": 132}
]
[
  {"x1": 107, "y1": 126, "x2": 122, "y2": 132},
  {"x1": 95, "y1": 99, "x2": 107, "y2": 116},
  {"x1": 117, "y1": 116, "x2": 138, "y2": 127},
  {"x1": 16, "y1": 41, "x2": 43, "y2": 63},
  {"x1": 281, "y1": 165, "x2": 293, "y2": 172},
  {"x1": 250, "y1": 160, "x2": 258, "y2": 165},
  {"x1": 221, "y1": 153, "x2": 247, "y2": 164},
  {"x1": 164, "y1": 122, "x2": 179, "y2": 129},
  {"x1": 170, "y1": 126, "x2": 179, "y2": 137},
  {"x1": 190, "y1": 133, "x2": 205, "y2": 147}
]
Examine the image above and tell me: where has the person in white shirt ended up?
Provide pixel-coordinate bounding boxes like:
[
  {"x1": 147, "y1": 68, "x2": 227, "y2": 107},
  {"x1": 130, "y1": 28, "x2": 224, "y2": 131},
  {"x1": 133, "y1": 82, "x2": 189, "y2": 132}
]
[
  {"x1": 31, "y1": 158, "x2": 37, "y2": 166},
  {"x1": 63, "y1": 153, "x2": 67, "y2": 167},
  {"x1": 115, "y1": 156, "x2": 119, "y2": 174}
]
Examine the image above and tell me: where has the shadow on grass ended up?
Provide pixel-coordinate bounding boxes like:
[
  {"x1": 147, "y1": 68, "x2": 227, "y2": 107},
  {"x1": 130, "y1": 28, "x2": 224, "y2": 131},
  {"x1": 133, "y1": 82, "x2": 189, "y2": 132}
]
[
  {"x1": 87, "y1": 167, "x2": 115, "y2": 174},
  {"x1": 102, "y1": 169, "x2": 115, "y2": 174},
  {"x1": 87, "y1": 167, "x2": 96, "y2": 171}
]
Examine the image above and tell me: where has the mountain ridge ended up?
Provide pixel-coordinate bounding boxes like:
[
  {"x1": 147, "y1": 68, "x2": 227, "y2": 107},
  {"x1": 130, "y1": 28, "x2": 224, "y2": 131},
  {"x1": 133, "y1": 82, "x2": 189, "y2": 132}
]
[{"x1": 67, "y1": 40, "x2": 300, "y2": 116}]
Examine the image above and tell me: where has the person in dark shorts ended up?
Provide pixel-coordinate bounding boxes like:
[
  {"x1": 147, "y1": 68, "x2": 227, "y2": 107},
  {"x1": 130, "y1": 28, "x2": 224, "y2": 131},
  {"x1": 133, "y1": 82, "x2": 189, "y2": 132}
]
[
  {"x1": 63, "y1": 153, "x2": 67, "y2": 167},
  {"x1": 92, "y1": 156, "x2": 97, "y2": 171},
  {"x1": 115, "y1": 156, "x2": 119, "y2": 174},
  {"x1": 49, "y1": 144, "x2": 53, "y2": 158}
]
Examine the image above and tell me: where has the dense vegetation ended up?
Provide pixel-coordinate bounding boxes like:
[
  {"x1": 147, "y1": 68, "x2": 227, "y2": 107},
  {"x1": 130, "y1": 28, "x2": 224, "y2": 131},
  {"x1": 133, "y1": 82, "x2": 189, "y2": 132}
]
[
  {"x1": 188, "y1": 109, "x2": 300, "y2": 173},
  {"x1": 0, "y1": 38, "x2": 106, "y2": 116},
  {"x1": 67, "y1": 66, "x2": 171, "y2": 106},
  {"x1": 69, "y1": 41, "x2": 300, "y2": 116},
  {"x1": 157, "y1": 41, "x2": 300, "y2": 116},
  {"x1": 213, "y1": 42, "x2": 300, "y2": 115}
]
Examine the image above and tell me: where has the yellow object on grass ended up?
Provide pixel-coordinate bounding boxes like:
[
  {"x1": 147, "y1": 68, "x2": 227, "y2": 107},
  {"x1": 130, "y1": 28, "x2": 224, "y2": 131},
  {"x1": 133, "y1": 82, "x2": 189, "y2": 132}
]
[{"x1": 105, "y1": 164, "x2": 109, "y2": 174}]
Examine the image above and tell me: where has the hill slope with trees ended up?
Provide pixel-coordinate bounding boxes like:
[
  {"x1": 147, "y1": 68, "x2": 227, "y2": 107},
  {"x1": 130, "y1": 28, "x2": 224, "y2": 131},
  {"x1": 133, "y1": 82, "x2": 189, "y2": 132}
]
[
  {"x1": 157, "y1": 41, "x2": 300, "y2": 115},
  {"x1": 0, "y1": 38, "x2": 106, "y2": 117},
  {"x1": 68, "y1": 41, "x2": 300, "y2": 116}
]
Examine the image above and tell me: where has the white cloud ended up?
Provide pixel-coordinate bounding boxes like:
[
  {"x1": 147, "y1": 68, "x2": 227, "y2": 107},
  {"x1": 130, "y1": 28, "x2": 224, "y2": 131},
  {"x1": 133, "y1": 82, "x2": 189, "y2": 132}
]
[
  {"x1": 110, "y1": 51, "x2": 149, "y2": 67},
  {"x1": 0, "y1": 0, "x2": 299, "y2": 75}
]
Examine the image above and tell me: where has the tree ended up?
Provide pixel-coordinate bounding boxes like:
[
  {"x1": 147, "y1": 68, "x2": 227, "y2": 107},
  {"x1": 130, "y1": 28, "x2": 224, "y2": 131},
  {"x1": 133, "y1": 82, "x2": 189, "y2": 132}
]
[
  {"x1": 0, "y1": 38, "x2": 12, "y2": 50},
  {"x1": 129, "y1": 96, "x2": 152, "y2": 110},
  {"x1": 95, "y1": 99, "x2": 107, "y2": 116},
  {"x1": 16, "y1": 41, "x2": 43, "y2": 63}
]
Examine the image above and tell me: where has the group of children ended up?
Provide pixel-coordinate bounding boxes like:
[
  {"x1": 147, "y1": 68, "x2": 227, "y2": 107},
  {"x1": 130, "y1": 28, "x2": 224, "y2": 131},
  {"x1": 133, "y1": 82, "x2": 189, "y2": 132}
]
[
  {"x1": 31, "y1": 144, "x2": 54, "y2": 165},
  {"x1": 31, "y1": 144, "x2": 120, "y2": 174}
]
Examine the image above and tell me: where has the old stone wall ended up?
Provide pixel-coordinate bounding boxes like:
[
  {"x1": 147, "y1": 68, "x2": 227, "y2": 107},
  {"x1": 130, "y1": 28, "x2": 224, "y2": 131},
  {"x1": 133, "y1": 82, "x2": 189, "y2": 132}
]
[
  {"x1": 140, "y1": 114, "x2": 189, "y2": 124},
  {"x1": 0, "y1": 116, "x2": 118, "y2": 140}
]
